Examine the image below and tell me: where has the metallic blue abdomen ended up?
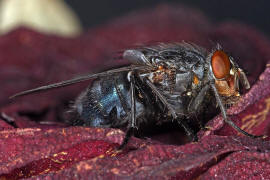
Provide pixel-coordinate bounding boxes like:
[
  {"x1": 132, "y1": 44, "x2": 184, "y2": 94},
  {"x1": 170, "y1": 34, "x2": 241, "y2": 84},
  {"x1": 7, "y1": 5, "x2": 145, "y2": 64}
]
[{"x1": 74, "y1": 73, "x2": 131, "y2": 127}]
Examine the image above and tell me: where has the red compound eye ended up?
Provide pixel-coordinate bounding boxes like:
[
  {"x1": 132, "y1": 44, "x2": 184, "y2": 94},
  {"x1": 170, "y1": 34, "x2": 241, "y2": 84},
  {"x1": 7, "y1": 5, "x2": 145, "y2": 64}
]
[{"x1": 211, "y1": 50, "x2": 231, "y2": 79}]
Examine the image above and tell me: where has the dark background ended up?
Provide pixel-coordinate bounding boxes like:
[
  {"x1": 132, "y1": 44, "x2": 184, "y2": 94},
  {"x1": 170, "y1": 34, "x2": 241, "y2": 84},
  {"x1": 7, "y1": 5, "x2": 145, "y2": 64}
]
[{"x1": 64, "y1": 0, "x2": 270, "y2": 37}]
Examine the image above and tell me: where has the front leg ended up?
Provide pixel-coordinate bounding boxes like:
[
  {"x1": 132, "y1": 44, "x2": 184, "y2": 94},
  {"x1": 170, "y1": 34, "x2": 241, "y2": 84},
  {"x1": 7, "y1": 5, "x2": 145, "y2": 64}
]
[
  {"x1": 210, "y1": 82, "x2": 264, "y2": 138},
  {"x1": 188, "y1": 84, "x2": 210, "y2": 113},
  {"x1": 188, "y1": 84, "x2": 210, "y2": 130}
]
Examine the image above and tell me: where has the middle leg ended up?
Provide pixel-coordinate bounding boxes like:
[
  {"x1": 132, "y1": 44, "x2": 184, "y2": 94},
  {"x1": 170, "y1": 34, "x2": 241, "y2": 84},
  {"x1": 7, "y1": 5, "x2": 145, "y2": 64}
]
[{"x1": 144, "y1": 78, "x2": 197, "y2": 141}]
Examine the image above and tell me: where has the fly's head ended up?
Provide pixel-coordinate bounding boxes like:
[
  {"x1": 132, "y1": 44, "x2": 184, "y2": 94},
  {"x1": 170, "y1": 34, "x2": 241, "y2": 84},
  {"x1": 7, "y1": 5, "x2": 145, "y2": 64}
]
[{"x1": 208, "y1": 46, "x2": 250, "y2": 105}]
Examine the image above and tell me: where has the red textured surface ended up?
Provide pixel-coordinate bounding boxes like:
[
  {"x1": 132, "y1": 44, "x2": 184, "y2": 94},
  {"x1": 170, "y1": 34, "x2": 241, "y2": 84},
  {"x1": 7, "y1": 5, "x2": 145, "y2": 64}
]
[{"x1": 0, "y1": 4, "x2": 270, "y2": 179}]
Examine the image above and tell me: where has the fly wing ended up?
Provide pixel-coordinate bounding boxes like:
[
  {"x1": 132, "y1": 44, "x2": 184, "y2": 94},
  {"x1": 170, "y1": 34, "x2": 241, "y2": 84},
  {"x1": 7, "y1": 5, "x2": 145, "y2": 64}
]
[{"x1": 10, "y1": 65, "x2": 151, "y2": 99}]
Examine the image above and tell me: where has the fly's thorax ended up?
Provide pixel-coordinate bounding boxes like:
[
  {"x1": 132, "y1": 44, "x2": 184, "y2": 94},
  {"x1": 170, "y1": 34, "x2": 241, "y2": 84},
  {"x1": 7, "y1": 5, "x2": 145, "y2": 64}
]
[{"x1": 147, "y1": 65, "x2": 176, "y2": 91}]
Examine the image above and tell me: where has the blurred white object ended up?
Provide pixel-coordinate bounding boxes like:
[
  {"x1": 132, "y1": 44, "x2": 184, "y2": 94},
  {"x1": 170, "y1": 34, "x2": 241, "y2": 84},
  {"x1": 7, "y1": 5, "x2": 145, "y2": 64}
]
[{"x1": 0, "y1": 0, "x2": 82, "y2": 36}]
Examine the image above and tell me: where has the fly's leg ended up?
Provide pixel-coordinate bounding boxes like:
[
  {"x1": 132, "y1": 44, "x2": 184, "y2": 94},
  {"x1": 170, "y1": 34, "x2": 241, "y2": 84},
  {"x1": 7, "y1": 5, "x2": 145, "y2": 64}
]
[
  {"x1": 188, "y1": 84, "x2": 210, "y2": 131},
  {"x1": 118, "y1": 72, "x2": 137, "y2": 149},
  {"x1": 118, "y1": 125, "x2": 134, "y2": 149},
  {"x1": 145, "y1": 79, "x2": 178, "y2": 119},
  {"x1": 210, "y1": 83, "x2": 264, "y2": 138},
  {"x1": 176, "y1": 119, "x2": 198, "y2": 141},
  {"x1": 188, "y1": 84, "x2": 209, "y2": 112},
  {"x1": 145, "y1": 78, "x2": 197, "y2": 141}
]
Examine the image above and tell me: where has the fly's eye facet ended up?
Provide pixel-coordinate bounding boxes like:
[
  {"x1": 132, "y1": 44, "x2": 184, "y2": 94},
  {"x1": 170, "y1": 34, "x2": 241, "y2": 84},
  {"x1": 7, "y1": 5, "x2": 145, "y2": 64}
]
[{"x1": 211, "y1": 50, "x2": 231, "y2": 79}]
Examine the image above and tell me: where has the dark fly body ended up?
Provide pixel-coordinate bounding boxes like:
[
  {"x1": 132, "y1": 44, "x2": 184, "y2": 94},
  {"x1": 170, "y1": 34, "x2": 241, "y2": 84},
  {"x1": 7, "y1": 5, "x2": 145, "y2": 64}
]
[{"x1": 11, "y1": 42, "x2": 264, "y2": 148}]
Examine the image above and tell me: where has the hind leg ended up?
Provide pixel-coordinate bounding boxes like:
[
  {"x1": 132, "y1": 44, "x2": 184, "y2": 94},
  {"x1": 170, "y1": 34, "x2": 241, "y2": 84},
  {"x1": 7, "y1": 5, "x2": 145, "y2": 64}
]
[{"x1": 118, "y1": 72, "x2": 137, "y2": 149}]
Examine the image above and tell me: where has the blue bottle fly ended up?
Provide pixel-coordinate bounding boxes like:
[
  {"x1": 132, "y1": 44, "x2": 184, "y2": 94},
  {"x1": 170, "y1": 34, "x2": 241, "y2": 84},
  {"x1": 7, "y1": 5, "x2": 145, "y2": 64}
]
[{"x1": 11, "y1": 42, "x2": 264, "y2": 148}]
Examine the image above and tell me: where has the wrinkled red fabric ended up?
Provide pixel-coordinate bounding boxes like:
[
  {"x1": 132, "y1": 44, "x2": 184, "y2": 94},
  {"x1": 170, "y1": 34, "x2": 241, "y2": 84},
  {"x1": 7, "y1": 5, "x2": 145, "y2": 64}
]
[{"x1": 0, "y1": 4, "x2": 270, "y2": 179}]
